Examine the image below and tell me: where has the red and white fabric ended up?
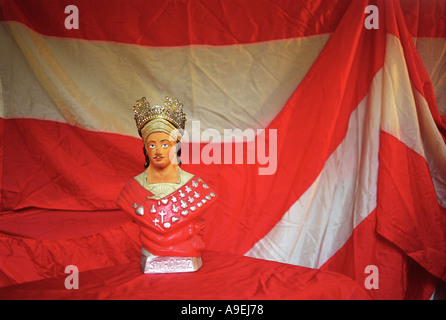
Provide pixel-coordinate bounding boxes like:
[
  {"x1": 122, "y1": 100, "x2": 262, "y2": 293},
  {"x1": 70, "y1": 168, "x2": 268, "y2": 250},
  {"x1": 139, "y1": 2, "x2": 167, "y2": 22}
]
[{"x1": 0, "y1": 0, "x2": 445, "y2": 299}]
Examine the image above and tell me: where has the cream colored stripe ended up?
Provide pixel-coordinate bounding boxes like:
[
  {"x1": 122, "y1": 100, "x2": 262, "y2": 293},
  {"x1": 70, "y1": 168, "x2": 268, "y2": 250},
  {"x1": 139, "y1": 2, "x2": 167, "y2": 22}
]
[
  {"x1": 0, "y1": 22, "x2": 329, "y2": 138},
  {"x1": 413, "y1": 37, "x2": 446, "y2": 117},
  {"x1": 0, "y1": 67, "x2": 3, "y2": 118},
  {"x1": 382, "y1": 35, "x2": 446, "y2": 207}
]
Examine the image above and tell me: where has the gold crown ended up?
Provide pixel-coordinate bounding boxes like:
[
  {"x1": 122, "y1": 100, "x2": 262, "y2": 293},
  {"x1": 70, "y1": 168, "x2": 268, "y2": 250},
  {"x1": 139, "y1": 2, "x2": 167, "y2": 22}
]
[{"x1": 133, "y1": 96, "x2": 187, "y2": 135}]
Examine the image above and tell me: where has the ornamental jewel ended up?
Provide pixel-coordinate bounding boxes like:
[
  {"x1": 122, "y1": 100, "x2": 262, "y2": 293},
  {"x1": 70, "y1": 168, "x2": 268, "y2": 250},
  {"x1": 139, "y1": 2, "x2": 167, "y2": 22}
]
[{"x1": 133, "y1": 95, "x2": 187, "y2": 135}]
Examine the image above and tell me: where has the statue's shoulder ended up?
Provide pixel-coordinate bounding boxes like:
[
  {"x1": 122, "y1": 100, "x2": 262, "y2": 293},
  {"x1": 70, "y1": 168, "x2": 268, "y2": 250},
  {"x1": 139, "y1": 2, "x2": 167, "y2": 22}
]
[{"x1": 133, "y1": 170, "x2": 146, "y2": 186}]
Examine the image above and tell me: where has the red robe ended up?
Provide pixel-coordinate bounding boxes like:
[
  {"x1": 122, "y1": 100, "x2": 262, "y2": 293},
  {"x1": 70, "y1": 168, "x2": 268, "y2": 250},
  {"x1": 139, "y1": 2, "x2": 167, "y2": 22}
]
[{"x1": 117, "y1": 175, "x2": 216, "y2": 257}]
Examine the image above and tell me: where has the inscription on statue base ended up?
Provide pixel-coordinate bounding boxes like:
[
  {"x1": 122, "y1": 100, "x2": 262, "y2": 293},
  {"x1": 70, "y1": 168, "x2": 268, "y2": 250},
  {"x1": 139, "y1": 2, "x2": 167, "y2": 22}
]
[{"x1": 140, "y1": 254, "x2": 202, "y2": 274}]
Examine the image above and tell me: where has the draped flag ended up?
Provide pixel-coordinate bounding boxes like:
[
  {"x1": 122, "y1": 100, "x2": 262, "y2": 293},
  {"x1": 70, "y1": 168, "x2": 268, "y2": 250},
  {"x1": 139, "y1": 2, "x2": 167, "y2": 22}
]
[{"x1": 0, "y1": 0, "x2": 445, "y2": 299}]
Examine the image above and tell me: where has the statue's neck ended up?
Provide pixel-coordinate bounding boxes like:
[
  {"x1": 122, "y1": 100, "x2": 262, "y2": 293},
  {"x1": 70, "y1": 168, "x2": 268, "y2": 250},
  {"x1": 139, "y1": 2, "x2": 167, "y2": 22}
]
[{"x1": 146, "y1": 164, "x2": 180, "y2": 184}]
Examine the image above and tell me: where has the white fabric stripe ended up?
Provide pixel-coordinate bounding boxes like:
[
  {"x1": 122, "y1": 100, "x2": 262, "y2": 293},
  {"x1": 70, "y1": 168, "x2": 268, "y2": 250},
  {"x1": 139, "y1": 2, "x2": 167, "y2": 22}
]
[
  {"x1": 381, "y1": 35, "x2": 446, "y2": 207},
  {"x1": 0, "y1": 22, "x2": 329, "y2": 138}
]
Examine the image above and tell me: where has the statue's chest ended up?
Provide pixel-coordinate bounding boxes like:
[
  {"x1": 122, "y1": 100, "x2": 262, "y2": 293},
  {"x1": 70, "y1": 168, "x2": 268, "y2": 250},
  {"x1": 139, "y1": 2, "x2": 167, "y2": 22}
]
[{"x1": 131, "y1": 178, "x2": 216, "y2": 232}]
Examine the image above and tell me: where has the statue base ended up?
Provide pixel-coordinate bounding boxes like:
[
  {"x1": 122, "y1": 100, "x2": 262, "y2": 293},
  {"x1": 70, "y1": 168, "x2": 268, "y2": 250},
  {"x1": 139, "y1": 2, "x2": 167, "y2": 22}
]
[{"x1": 140, "y1": 247, "x2": 202, "y2": 274}]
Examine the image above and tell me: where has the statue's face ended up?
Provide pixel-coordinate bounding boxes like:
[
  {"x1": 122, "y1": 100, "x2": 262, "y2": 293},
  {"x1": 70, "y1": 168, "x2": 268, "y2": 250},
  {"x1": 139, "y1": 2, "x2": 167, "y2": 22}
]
[{"x1": 145, "y1": 132, "x2": 177, "y2": 169}]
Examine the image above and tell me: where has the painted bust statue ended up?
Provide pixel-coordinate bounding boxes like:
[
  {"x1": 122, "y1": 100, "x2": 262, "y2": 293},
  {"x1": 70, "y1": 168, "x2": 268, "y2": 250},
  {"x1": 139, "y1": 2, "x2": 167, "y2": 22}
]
[{"x1": 117, "y1": 96, "x2": 216, "y2": 274}]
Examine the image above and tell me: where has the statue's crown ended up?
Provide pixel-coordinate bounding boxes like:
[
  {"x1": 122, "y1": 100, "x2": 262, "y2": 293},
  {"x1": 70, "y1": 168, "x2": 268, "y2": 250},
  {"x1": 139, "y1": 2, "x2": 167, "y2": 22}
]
[{"x1": 133, "y1": 96, "x2": 187, "y2": 135}]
